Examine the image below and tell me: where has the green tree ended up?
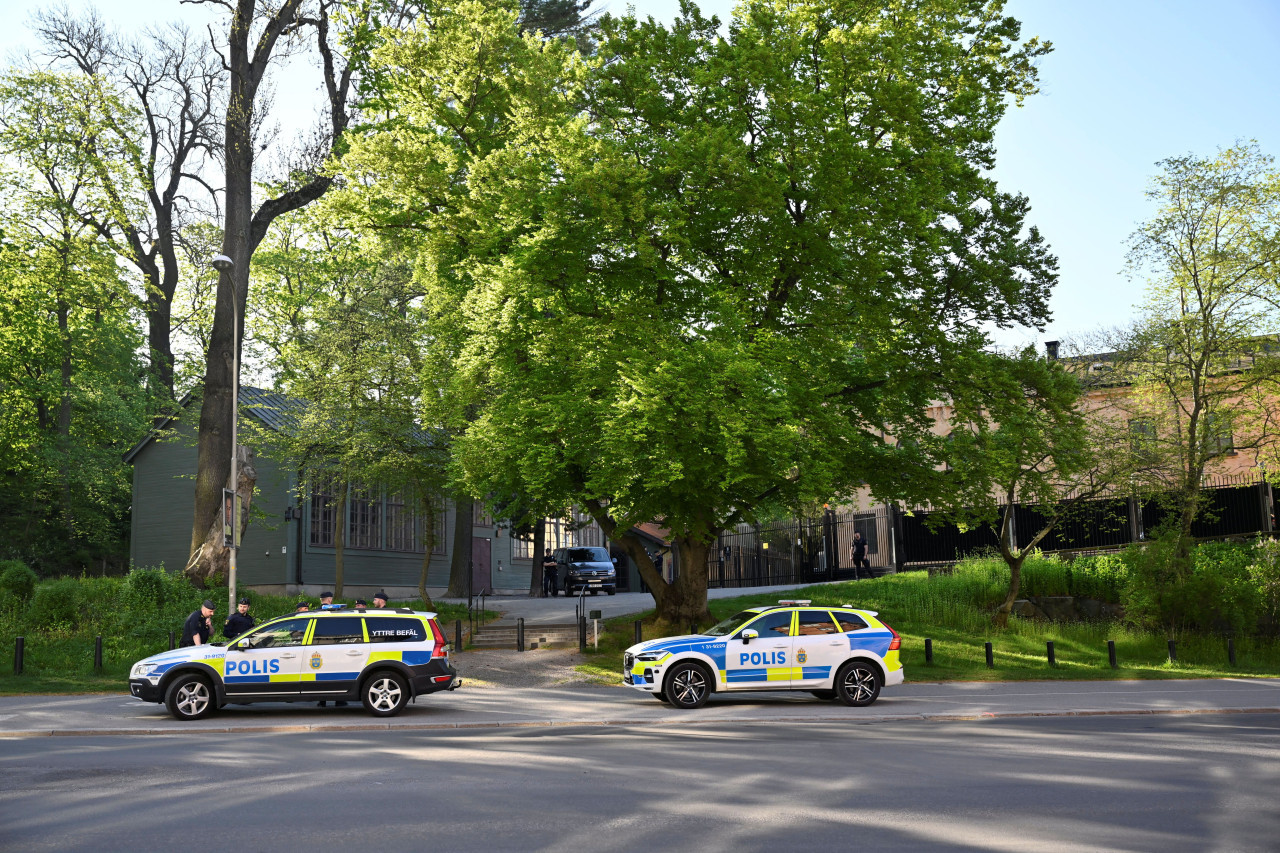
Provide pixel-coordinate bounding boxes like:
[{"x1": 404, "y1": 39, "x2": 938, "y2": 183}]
[
  {"x1": 0, "y1": 72, "x2": 149, "y2": 570},
  {"x1": 1098, "y1": 143, "x2": 1280, "y2": 626},
  {"x1": 338, "y1": 0, "x2": 1056, "y2": 624}
]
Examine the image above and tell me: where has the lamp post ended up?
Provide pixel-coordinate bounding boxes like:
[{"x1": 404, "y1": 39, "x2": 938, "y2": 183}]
[{"x1": 211, "y1": 253, "x2": 238, "y2": 614}]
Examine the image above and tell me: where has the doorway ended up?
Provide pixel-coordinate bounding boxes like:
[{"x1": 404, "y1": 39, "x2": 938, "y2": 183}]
[{"x1": 471, "y1": 537, "x2": 492, "y2": 594}]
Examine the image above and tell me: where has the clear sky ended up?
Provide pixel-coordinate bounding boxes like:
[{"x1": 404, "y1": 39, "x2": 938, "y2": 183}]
[{"x1": 6, "y1": 0, "x2": 1279, "y2": 350}]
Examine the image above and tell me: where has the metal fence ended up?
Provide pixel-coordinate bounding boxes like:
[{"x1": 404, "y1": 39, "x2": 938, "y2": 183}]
[{"x1": 692, "y1": 474, "x2": 1275, "y2": 588}]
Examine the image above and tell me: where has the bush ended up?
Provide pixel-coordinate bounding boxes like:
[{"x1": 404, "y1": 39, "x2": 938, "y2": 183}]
[{"x1": 0, "y1": 560, "x2": 39, "y2": 603}]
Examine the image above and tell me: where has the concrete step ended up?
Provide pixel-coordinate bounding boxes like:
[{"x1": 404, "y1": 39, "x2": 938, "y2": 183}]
[{"x1": 470, "y1": 622, "x2": 581, "y2": 649}]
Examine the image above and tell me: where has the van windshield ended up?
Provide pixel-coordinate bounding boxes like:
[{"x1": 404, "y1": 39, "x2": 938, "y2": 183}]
[{"x1": 567, "y1": 547, "x2": 610, "y2": 562}]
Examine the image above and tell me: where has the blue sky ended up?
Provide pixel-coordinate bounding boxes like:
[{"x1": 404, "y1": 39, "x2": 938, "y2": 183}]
[{"x1": 6, "y1": 0, "x2": 1279, "y2": 349}]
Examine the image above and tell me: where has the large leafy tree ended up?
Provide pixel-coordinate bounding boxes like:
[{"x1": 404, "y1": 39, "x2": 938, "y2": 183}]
[
  {"x1": 1100, "y1": 143, "x2": 1280, "y2": 589},
  {"x1": 339, "y1": 0, "x2": 1056, "y2": 623},
  {"x1": 0, "y1": 72, "x2": 150, "y2": 570}
]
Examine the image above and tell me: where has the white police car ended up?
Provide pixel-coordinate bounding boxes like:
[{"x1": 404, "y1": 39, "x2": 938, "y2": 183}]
[
  {"x1": 129, "y1": 606, "x2": 459, "y2": 720},
  {"x1": 622, "y1": 601, "x2": 903, "y2": 709}
]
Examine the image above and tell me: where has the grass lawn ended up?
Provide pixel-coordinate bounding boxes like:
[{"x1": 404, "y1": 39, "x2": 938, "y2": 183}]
[{"x1": 575, "y1": 572, "x2": 1280, "y2": 685}]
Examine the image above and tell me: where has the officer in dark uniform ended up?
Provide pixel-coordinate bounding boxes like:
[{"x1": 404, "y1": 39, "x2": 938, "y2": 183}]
[
  {"x1": 180, "y1": 600, "x2": 215, "y2": 647},
  {"x1": 223, "y1": 597, "x2": 255, "y2": 640}
]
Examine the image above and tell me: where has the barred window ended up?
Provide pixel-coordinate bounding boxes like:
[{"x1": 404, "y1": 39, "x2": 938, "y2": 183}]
[
  {"x1": 386, "y1": 492, "x2": 419, "y2": 553},
  {"x1": 348, "y1": 482, "x2": 382, "y2": 550},
  {"x1": 309, "y1": 473, "x2": 338, "y2": 547}
]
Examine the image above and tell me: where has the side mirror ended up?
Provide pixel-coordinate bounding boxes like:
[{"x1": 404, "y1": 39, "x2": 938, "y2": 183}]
[
  {"x1": 740, "y1": 629, "x2": 758, "y2": 645},
  {"x1": 612, "y1": 557, "x2": 618, "y2": 565},
  {"x1": 231, "y1": 640, "x2": 247, "y2": 651}
]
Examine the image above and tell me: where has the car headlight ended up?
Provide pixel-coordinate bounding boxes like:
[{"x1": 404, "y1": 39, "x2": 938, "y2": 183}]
[
  {"x1": 635, "y1": 651, "x2": 669, "y2": 663},
  {"x1": 131, "y1": 662, "x2": 159, "y2": 678}
]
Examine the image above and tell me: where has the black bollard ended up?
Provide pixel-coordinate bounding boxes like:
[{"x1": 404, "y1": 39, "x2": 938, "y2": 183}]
[
  {"x1": 1108, "y1": 640, "x2": 1118, "y2": 669},
  {"x1": 1228, "y1": 638, "x2": 1237, "y2": 667},
  {"x1": 984, "y1": 642, "x2": 993, "y2": 668},
  {"x1": 924, "y1": 638, "x2": 933, "y2": 665},
  {"x1": 455, "y1": 619, "x2": 463, "y2": 652},
  {"x1": 14, "y1": 636, "x2": 23, "y2": 675},
  {"x1": 1046, "y1": 641, "x2": 1055, "y2": 667},
  {"x1": 1168, "y1": 640, "x2": 1177, "y2": 663},
  {"x1": 517, "y1": 618, "x2": 525, "y2": 652},
  {"x1": 689, "y1": 623, "x2": 697, "y2": 636},
  {"x1": 94, "y1": 636, "x2": 103, "y2": 671},
  {"x1": 169, "y1": 630, "x2": 175, "y2": 651},
  {"x1": 634, "y1": 620, "x2": 642, "y2": 645}
]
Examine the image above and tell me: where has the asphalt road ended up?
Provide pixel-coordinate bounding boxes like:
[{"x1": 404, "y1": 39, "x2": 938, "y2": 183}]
[{"x1": 3, "y1": 714, "x2": 1278, "y2": 852}]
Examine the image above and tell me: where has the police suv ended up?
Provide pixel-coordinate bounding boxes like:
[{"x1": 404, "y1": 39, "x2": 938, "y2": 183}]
[
  {"x1": 129, "y1": 606, "x2": 459, "y2": 721},
  {"x1": 622, "y1": 601, "x2": 903, "y2": 709}
]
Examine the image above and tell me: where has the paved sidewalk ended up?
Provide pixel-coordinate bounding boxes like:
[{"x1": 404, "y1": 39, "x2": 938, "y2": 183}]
[{"x1": 2, "y1": 677, "x2": 1278, "y2": 738}]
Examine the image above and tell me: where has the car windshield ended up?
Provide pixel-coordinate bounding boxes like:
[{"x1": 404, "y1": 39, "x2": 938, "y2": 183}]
[
  {"x1": 567, "y1": 547, "x2": 610, "y2": 562},
  {"x1": 703, "y1": 610, "x2": 762, "y2": 637}
]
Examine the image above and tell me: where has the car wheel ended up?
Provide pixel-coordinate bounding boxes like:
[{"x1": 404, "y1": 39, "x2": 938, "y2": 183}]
[
  {"x1": 607, "y1": 589, "x2": 616, "y2": 596},
  {"x1": 362, "y1": 671, "x2": 409, "y2": 717},
  {"x1": 590, "y1": 589, "x2": 598, "y2": 595},
  {"x1": 665, "y1": 662, "x2": 711, "y2": 709},
  {"x1": 835, "y1": 661, "x2": 881, "y2": 707},
  {"x1": 653, "y1": 690, "x2": 668, "y2": 703},
  {"x1": 809, "y1": 689, "x2": 837, "y2": 700},
  {"x1": 164, "y1": 672, "x2": 216, "y2": 721}
]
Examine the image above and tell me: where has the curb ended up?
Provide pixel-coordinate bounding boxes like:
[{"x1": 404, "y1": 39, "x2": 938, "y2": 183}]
[{"x1": 2, "y1": 705, "x2": 1277, "y2": 739}]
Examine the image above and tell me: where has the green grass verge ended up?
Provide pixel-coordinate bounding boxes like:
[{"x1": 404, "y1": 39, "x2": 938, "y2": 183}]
[{"x1": 575, "y1": 572, "x2": 1280, "y2": 685}]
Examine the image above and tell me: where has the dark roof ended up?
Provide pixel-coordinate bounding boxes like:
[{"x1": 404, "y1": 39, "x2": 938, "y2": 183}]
[{"x1": 122, "y1": 386, "x2": 304, "y2": 464}]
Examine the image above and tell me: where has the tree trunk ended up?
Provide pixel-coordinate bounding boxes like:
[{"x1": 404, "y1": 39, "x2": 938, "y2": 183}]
[
  {"x1": 333, "y1": 481, "x2": 348, "y2": 598},
  {"x1": 528, "y1": 517, "x2": 545, "y2": 597},
  {"x1": 418, "y1": 496, "x2": 436, "y2": 607},
  {"x1": 993, "y1": 555, "x2": 1026, "y2": 628},
  {"x1": 446, "y1": 495, "x2": 474, "y2": 597},
  {"x1": 653, "y1": 537, "x2": 713, "y2": 628},
  {"x1": 185, "y1": 445, "x2": 257, "y2": 583}
]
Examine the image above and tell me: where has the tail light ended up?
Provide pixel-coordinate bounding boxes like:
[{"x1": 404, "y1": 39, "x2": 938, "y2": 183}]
[
  {"x1": 428, "y1": 619, "x2": 448, "y2": 658},
  {"x1": 882, "y1": 620, "x2": 901, "y2": 651}
]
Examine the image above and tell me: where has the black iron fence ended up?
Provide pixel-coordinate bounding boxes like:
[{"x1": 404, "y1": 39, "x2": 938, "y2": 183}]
[{"x1": 697, "y1": 474, "x2": 1275, "y2": 588}]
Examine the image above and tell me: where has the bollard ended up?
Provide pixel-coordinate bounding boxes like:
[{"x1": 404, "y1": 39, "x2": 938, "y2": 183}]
[
  {"x1": 1046, "y1": 641, "x2": 1055, "y2": 667},
  {"x1": 1228, "y1": 638, "x2": 1237, "y2": 667},
  {"x1": 94, "y1": 636, "x2": 103, "y2": 671},
  {"x1": 689, "y1": 623, "x2": 697, "y2": 636},
  {"x1": 924, "y1": 638, "x2": 933, "y2": 665},
  {"x1": 984, "y1": 642, "x2": 993, "y2": 668},
  {"x1": 455, "y1": 619, "x2": 463, "y2": 652},
  {"x1": 1108, "y1": 640, "x2": 1118, "y2": 669},
  {"x1": 14, "y1": 636, "x2": 23, "y2": 675},
  {"x1": 634, "y1": 620, "x2": 643, "y2": 645},
  {"x1": 579, "y1": 615, "x2": 587, "y2": 652},
  {"x1": 1168, "y1": 640, "x2": 1177, "y2": 663},
  {"x1": 517, "y1": 618, "x2": 525, "y2": 652},
  {"x1": 169, "y1": 630, "x2": 175, "y2": 651}
]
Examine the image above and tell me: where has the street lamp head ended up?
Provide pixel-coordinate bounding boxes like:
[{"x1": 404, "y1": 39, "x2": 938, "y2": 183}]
[{"x1": 211, "y1": 254, "x2": 234, "y2": 272}]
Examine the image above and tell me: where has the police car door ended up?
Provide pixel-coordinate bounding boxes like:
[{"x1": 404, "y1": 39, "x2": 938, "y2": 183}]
[
  {"x1": 723, "y1": 610, "x2": 794, "y2": 690},
  {"x1": 300, "y1": 616, "x2": 367, "y2": 698},
  {"x1": 223, "y1": 617, "x2": 310, "y2": 698},
  {"x1": 791, "y1": 609, "x2": 846, "y2": 687}
]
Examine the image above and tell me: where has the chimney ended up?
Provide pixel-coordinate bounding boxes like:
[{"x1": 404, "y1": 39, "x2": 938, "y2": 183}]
[{"x1": 1045, "y1": 340, "x2": 1060, "y2": 361}]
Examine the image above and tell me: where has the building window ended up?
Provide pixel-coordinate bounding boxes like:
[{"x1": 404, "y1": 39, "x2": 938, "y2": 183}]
[
  {"x1": 386, "y1": 492, "x2": 419, "y2": 553},
  {"x1": 309, "y1": 473, "x2": 338, "y2": 547},
  {"x1": 513, "y1": 529, "x2": 534, "y2": 560},
  {"x1": 1205, "y1": 414, "x2": 1234, "y2": 456},
  {"x1": 473, "y1": 502, "x2": 493, "y2": 526},
  {"x1": 348, "y1": 481, "x2": 382, "y2": 550},
  {"x1": 1129, "y1": 419, "x2": 1157, "y2": 459}
]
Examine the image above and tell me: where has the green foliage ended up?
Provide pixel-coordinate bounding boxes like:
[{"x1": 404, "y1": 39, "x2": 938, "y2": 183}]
[{"x1": 0, "y1": 560, "x2": 39, "y2": 602}]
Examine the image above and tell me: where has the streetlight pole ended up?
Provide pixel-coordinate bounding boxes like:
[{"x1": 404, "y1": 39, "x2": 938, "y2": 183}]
[{"x1": 211, "y1": 254, "x2": 238, "y2": 614}]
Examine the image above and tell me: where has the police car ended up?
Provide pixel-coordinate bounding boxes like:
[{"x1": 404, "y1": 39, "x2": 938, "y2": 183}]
[
  {"x1": 129, "y1": 606, "x2": 459, "y2": 721},
  {"x1": 622, "y1": 601, "x2": 903, "y2": 709}
]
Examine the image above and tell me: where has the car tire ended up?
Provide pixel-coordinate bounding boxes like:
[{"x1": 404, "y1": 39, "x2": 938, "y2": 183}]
[
  {"x1": 164, "y1": 672, "x2": 217, "y2": 721},
  {"x1": 809, "y1": 689, "x2": 837, "y2": 700},
  {"x1": 834, "y1": 661, "x2": 881, "y2": 707},
  {"x1": 362, "y1": 670, "x2": 409, "y2": 717},
  {"x1": 664, "y1": 661, "x2": 711, "y2": 709},
  {"x1": 653, "y1": 690, "x2": 668, "y2": 703},
  {"x1": 590, "y1": 589, "x2": 598, "y2": 595},
  {"x1": 607, "y1": 589, "x2": 616, "y2": 596}
]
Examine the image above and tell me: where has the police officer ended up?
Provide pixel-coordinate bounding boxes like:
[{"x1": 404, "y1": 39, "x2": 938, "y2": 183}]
[
  {"x1": 541, "y1": 549, "x2": 558, "y2": 597},
  {"x1": 180, "y1": 600, "x2": 215, "y2": 647},
  {"x1": 372, "y1": 591, "x2": 388, "y2": 608},
  {"x1": 223, "y1": 597, "x2": 255, "y2": 640},
  {"x1": 319, "y1": 591, "x2": 334, "y2": 608}
]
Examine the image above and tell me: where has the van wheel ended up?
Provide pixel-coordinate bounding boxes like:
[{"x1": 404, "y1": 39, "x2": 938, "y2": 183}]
[
  {"x1": 607, "y1": 590, "x2": 616, "y2": 596},
  {"x1": 835, "y1": 661, "x2": 881, "y2": 707},
  {"x1": 165, "y1": 673, "x2": 216, "y2": 721},
  {"x1": 362, "y1": 671, "x2": 409, "y2": 717}
]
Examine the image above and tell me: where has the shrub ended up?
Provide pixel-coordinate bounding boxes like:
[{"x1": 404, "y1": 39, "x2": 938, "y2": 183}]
[{"x1": 0, "y1": 560, "x2": 39, "y2": 603}]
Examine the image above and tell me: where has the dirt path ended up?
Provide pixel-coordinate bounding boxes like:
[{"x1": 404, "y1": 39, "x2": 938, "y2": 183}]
[{"x1": 451, "y1": 647, "x2": 619, "y2": 689}]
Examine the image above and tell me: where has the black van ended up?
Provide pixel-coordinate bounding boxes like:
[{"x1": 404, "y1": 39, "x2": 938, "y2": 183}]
[{"x1": 555, "y1": 546, "x2": 617, "y2": 595}]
